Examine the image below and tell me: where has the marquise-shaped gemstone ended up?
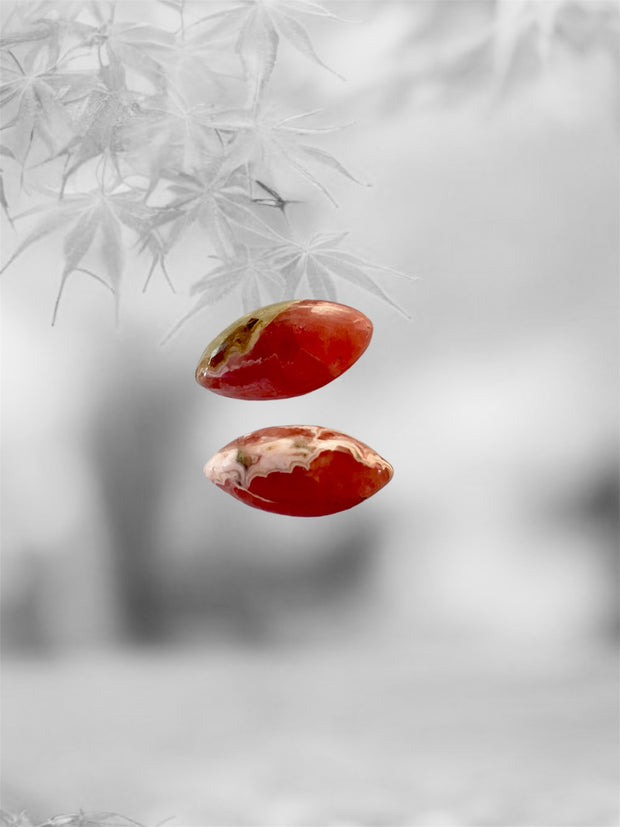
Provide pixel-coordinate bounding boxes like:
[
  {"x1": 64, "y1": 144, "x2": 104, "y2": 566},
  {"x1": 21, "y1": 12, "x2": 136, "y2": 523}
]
[
  {"x1": 204, "y1": 425, "x2": 393, "y2": 517},
  {"x1": 195, "y1": 300, "x2": 373, "y2": 400}
]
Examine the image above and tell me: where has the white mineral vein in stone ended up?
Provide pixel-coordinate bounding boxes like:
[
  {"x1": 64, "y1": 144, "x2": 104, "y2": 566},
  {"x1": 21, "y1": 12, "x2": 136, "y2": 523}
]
[{"x1": 204, "y1": 426, "x2": 387, "y2": 487}]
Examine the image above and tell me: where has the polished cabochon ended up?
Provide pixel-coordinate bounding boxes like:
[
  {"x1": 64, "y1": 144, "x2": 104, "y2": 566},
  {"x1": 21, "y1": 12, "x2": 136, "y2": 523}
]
[
  {"x1": 195, "y1": 300, "x2": 373, "y2": 400},
  {"x1": 204, "y1": 425, "x2": 394, "y2": 517}
]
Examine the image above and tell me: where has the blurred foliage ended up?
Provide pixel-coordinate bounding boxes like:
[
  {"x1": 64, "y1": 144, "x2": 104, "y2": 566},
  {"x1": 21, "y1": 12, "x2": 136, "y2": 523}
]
[
  {"x1": 355, "y1": 0, "x2": 619, "y2": 111},
  {"x1": 1, "y1": 812, "x2": 151, "y2": 827}
]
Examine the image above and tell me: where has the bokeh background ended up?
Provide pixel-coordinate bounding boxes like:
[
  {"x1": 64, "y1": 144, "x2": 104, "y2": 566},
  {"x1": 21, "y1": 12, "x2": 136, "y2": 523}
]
[{"x1": 1, "y1": 2, "x2": 619, "y2": 825}]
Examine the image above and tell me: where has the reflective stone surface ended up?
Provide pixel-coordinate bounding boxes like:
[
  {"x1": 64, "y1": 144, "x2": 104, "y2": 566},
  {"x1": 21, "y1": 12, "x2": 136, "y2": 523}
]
[
  {"x1": 195, "y1": 300, "x2": 373, "y2": 400},
  {"x1": 204, "y1": 425, "x2": 393, "y2": 516}
]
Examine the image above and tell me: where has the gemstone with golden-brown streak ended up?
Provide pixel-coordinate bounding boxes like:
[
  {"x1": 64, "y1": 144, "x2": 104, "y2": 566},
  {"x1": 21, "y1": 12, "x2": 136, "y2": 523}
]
[
  {"x1": 204, "y1": 425, "x2": 393, "y2": 516},
  {"x1": 195, "y1": 300, "x2": 373, "y2": 400}
]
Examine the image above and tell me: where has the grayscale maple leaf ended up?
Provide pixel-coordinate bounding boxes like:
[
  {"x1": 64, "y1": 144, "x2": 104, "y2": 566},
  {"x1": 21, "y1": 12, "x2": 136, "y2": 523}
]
[
  {"x1": 272, "y1": 0, "x2": 345, "y2": 20},
  {"x1": 53, "y1": 62, "x2": 141, "y2": 192},
  {"x1": 157, "y1": 163, "x2": 286, "y2": 260},
  {"x1": 0, "y1": 1, "x2": 91, "y2": 64},
  {"x1": 0, "y1": 18, "x2": 61, "y2": 53},
  {"x1": 0, "y1": 49, "x2": 78, "y2": 164},
  {"x1": 266, "y1": 231, "x2": 412, "y2": 317},
  {"x1": 207, "y1": 106, "x2": 362, "y2": 206},
  {"x1": 51, "y1": 200, "x2": 111, "y2": 322},
  {"x1": 185, "y1": 0, "x2": 344, "y2": 107},
  {"x1": 37, "y1": 811, "x2": 147, "y2": 827},
  {"x1": 83, "y1": 185, "x2": 181, "y2": 296},
  {"x1": 267, "y1": 6, "x2": 343, "y2": 79},
  {"x1": 239, "y1": 3, "x2": 280, "y2": 105},
  {"x1": 96, "y1": 186, "x2": 178, "y2": 292},
  {"x1": 101, "y1": 186, "x2": 154, "y2": 233},
  {"x1": 81, "y1": 21, "x2": 174, "y2": 91},
  {"x1": 117, "y1": 90, "x2": 223, "y2": 185},
  {"x1": 153, "y1": 21, "x2": 242, "y2": 101},
  {"x1": 0, "y1": 144, "x2": 16, "y2": 225},
  {"x1": 0, "y1": 186, "x2": 142, "y2": 321},
  {"x1": 0, "y1": 176, "x2": 13, "y2": 226},
  {"x1": 2, "y1": 0, "x2": 409, "y2": 331},
  {"x1": 0, "y1": 196, "x2": 88, "y2": 275},
  {"x1": 163, "y1": 243, "x2": 285, "y2": 341},
  {"x1": 139, "y1": 228, "x2": 176, "y2": 293},
  {"x1": 7, "y1": 1, "x2": 86, "y2": 24}
]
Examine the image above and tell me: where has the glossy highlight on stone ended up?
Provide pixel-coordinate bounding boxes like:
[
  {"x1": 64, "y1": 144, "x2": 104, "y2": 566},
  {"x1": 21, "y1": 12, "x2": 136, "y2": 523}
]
[
  {"x1": 204, "y1": 425, "x2": 393, "y2": 517},
  {"x1": 195, "y1": 300, "x2": 373, "y2": 400}
]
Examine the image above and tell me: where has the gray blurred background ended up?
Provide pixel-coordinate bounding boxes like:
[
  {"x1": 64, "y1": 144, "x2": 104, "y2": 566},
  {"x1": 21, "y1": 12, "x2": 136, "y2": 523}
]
[{"x1": 1, "y1": 2, "x2": 618, "y2": 825}]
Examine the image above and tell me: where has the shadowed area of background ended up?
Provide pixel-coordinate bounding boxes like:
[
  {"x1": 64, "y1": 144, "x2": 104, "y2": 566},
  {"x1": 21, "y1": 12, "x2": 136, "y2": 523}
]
[{"x1": 1, "y1": 2, "x2": 618, "y2": 825}]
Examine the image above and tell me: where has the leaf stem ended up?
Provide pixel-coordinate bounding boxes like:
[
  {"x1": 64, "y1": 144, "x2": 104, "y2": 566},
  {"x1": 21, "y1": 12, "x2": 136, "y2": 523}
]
[
  {"x1": 51, "y1": 273, "x2": 68, "y2": 326},
  {"x1": 6, "y1": 50, "x2": 25, "y2": 75},
  {"x1": 179, "y1": 0, "x2": 186, "y2": 41},
  {"x1": 73, "y1": 267, "x2": 116, "y2": 293}
]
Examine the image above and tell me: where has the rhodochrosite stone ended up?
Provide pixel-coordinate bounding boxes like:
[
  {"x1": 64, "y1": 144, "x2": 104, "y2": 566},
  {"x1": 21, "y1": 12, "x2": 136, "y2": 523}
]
[
  {"x1": 195, "y1": 300, "x2": 373, "y2": 400},
  {"x1": 204, "y1": 425, "x2": 393, "y2": 516}
]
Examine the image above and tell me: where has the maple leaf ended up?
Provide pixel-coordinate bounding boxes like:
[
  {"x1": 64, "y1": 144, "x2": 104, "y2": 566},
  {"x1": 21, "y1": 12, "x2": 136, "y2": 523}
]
[
  {"x1": 164, "y1": 227, "x2": 412, "y2": 341},
  {"x1": 0, "y1": 144, "x2": 16, "y2": 225},
  {"x1": 4, "y1": 182, "x2": 176, "y2": 297},
  {"x1": 185, "y1": 0, "x2": 344, "y2": 106},
  {"x1": 139, "y1": 227, "x2": 176, "y2": 293},
  {"x1": 207, "y1": 106, "x2": 363, "y2": 206},
  {"x1": 0, "y1": 49, "x2": 78, "y2": 164},
  {"x1": 79, "y1": 20, "x2": 174, "y2": 91},
  {"x1": 75, "y1": 184, "x2": 180, "y2": 296},
  {"x1": 99, "y1": 185, "x2": 178, "y2": 292},
  {"x1": 1, "y1": 0, "x2": 406, "y2": 330},
  {"x1": 0, "y1": 184, "x2": 151, "y2": 322},
  {"x1": 116, "y1": 90, "x2": 223, "y2": 185},
  {"x1": 53, "y1": 62, "x2": 141, "y2": 192},
  {"x1": 198, "y1": 244, "x2": 285, "y2": 308},
  {"x1": 0, "y1": 196, "x2": 86, "y2": 275},
  {"x1": 153, "y1": 19, "x2": 243, "y2": 100},
  {"x1": 158, "y1": 163, "x2": 286, "y2": 260},
  {"x1": 265, "y1": 231, "x2": 412, "y2": 317},
  {"x1": 0, "y1": 18, "x2": 61, "y2": 53},
  {"x1": 163, "y1": 243, "x2": 285, "y2": 342},
  {"x1": 1, "y1": 194, "x2": 117, "y2": 324},
  {"x1": 37, "y1": 811, "x2": 147, "y2": 827},
  {"x1": 51, "y1": 198, "x2": 113, "y2": 322},
  {"x1": 0, "y1": 1, "x2": 91, "y2": 64},
  {"x1": 0, "y1": 177, "x2": 13, "y2": 225},
  {"x1": 7, "y1": 1, "x2": 86, "y2": 23}
]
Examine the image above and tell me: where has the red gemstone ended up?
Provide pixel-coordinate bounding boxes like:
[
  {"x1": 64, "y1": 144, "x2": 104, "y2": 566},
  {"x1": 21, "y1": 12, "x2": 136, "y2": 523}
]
[
  {"x1": 195, "y1": 300, "x2": 373, "y2": 400},
  {"x1": 204, "y1": 425, "x2": 393, "y2": 516}
]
